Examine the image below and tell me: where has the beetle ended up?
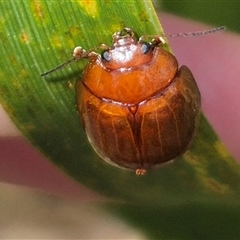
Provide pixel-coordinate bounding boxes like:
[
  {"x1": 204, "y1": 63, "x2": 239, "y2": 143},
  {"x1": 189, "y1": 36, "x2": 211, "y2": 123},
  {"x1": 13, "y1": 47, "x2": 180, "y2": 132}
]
[{"x1": 41, "y1": 26, "x2": 225, "y2": 173}]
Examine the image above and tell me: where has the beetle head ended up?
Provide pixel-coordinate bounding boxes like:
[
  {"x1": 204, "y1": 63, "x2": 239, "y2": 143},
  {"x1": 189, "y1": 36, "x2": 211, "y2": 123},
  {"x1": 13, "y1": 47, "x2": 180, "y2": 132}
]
[{"x1": 101, "y1": 28, "x2": 156, "y2": 70}]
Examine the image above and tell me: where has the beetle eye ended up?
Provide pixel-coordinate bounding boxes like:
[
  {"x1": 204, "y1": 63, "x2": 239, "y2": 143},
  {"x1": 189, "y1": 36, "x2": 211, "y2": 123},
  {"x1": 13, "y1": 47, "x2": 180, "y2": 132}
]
[
  {"x1": 101, "y1": 50, "x2": 111, "y2": 61},
  {"x1": 141, "y1": 42, "x2": 152, "y2": 54}
]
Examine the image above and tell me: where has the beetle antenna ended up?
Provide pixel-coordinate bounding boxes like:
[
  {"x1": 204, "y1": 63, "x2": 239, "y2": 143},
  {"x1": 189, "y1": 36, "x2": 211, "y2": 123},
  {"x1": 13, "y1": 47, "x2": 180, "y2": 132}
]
[
  {"x1": 40, "y1": 57, "x2": 76, "y2": 77},
  {"x1": 40, "y1": 45, "x2": 107, "y2": 77},
  {"x1": 40, "y1": 47, "x2": 88, "y2": 77},
  {"x1": 168, "y1": 26, "x2": 226, "y2": 38}
]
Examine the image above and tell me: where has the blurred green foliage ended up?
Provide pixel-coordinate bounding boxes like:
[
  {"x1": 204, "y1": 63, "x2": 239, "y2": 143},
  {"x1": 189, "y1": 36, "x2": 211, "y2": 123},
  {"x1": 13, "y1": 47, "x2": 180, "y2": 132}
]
[{"x1": 156, "y1": 1, "x2": 240, "y2": 33}]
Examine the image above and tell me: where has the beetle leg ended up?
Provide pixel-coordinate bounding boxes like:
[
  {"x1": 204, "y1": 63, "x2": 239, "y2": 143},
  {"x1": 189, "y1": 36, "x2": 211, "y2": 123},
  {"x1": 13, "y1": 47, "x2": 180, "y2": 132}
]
[
  {"x1": 139, "y1": 35, "x2": 166, "y2": 47},
  {"x1": 72, "y1": 46, "x2": 87, "y2": 59},
  {"x1": 135, "y1": 168, "x2": 146, "y2": 175},
  {"x1": 112, "y1": 28, "x2": 134, "y2": 41},
  {"x1": 87, "y1": 44, "x2": 111, "y2": 56},
  {"x1": 73, "y1": 44, "x2": 111, "y2": 60}
]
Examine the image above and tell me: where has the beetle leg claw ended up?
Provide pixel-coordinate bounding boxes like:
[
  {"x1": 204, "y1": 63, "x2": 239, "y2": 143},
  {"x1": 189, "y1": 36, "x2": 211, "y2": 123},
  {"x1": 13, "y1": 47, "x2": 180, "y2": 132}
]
[{"x1": 135, "y1": 169, "x2": 147, "y2": 175}]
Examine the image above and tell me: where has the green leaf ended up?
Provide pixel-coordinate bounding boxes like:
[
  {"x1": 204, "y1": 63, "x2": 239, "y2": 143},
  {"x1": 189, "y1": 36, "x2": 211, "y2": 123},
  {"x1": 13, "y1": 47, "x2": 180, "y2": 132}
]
[{"x1": 1, "y1": 0, "x2": 240, "y2": 238}]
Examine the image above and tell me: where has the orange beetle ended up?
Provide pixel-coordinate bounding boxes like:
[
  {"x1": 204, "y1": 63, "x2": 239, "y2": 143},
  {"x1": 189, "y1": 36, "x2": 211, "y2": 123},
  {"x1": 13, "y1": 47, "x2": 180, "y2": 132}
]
[
  {"x1": 77, "y1": 27, "x2": 201, "y2": 171},
  {"x1": 41, "y1": 27, "x2": 225, "y2": 172}
]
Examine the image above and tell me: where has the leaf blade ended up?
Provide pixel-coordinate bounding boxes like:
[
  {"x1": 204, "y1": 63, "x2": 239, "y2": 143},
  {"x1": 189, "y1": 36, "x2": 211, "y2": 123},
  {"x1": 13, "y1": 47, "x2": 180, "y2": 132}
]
[{"x1": 1, "y1": 2, "x2": 240, "y2": 239}]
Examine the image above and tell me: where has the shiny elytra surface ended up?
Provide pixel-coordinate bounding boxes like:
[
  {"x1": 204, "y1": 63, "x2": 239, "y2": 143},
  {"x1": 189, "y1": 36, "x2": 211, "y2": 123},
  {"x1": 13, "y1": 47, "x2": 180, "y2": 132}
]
[{"x1": 77, "y1": 42, "x2": 201, "y2": 170}]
